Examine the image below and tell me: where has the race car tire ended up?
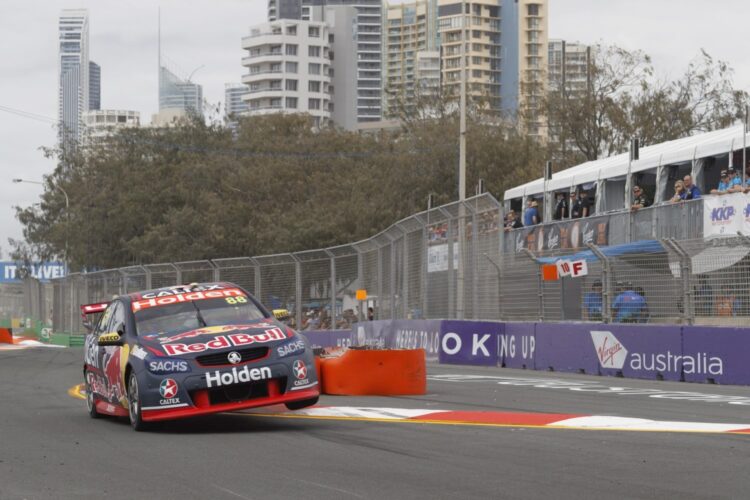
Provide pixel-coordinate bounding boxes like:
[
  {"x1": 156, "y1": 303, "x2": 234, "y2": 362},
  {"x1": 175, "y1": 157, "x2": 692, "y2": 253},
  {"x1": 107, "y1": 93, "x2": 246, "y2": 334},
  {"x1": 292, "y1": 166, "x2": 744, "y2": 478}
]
[
  {"x1": 127, "y1": 372, "x2": 149, "y2": 431},
  {"x1": 84, "y1": 371, "x2": 100, "y2": 419},
  {"x1": 285, "y1": 396, "x2": 318, "y2": 411}
]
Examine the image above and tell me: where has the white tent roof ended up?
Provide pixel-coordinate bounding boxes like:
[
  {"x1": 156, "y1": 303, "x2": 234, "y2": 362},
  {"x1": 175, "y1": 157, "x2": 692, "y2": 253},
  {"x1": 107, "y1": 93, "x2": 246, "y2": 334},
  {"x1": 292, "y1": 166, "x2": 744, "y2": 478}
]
[{"x1": 504, "y1": 125, "x2": 749, "y2": 200}]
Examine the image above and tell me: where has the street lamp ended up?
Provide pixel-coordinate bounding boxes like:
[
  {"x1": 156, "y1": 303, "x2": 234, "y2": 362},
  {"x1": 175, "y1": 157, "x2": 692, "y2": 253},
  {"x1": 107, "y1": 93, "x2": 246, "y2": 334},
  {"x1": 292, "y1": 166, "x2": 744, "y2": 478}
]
[{"x1": 12, "y1": 178, "x2": 70, "y2": 269}]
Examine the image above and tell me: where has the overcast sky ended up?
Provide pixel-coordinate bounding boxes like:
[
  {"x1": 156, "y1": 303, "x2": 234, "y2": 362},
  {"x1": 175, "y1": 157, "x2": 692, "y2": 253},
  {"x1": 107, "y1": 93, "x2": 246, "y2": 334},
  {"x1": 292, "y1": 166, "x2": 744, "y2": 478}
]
[{"x1": 0, "y1": 0, "x2": 748, "y2": 256}]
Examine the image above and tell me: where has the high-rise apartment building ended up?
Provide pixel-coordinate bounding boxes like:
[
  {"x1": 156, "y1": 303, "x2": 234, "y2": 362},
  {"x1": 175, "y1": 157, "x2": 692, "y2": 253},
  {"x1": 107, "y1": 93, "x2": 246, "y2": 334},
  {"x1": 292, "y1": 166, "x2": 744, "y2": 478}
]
[
  {"x1": 225, "y1": 84, "x2": 250, "y2": 118},
  {"x1": 241, "y1": 19, "x2": 332, "y2": 126},
  {"x1": 58, "y1": 9, "x2": 89, "y2": 147},
  {"x1": 500, "y1": 0, "x2": 548, "y2": 137},
  {"x1": 384, "y1": 0, "x2": 440, "y2": 116},
  {"x1": 89, "y1": 61, "x2": 101, "y2": 111},
  {"x1": 548, "y1": 39, "x2": 590, "y2": 94},
  {"x1": 159, "y1": 66, "x2": 203, "y2": 115},
  {"x1": 83, "y1": 109, "x2": 140, "y2": 143},
  {"x1": 438, "y1": 0, "x2": 502, "y2": 110},
  {"x1": 267, "y1": 0, "x2": 383, "y2": 123}
]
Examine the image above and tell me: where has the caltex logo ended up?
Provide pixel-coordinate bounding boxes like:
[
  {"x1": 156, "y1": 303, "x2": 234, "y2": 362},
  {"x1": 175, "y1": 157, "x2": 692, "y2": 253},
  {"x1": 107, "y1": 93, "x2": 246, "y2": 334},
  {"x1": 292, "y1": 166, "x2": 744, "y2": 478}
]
[
  {"x1": 227, "y1": 351, "x2": 242, "y2": 364},
  {"x1": 293, "y1": 360, "x2": 307, "y2": 380},
  {"x1": 590, "y1": 331, "x2": 628, "y2": 369},
  {"x1": 159, "y1": 378, "x2": 178, "y2": 398}
]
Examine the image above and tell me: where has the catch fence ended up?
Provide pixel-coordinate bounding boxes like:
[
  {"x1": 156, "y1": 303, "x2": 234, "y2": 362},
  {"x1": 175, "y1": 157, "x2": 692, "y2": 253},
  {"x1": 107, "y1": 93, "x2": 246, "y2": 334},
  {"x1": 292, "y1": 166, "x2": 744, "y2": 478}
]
[{"x1": 34, "y1": 193, "x2": 750, "y2": 333}]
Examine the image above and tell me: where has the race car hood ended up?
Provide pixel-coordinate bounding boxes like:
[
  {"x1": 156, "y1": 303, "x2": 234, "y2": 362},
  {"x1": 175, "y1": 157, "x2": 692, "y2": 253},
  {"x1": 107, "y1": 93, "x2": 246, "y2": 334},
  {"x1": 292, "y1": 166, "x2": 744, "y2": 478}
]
[{"x1": 139, "y1": 320, "x2": 293, "y2": 358}]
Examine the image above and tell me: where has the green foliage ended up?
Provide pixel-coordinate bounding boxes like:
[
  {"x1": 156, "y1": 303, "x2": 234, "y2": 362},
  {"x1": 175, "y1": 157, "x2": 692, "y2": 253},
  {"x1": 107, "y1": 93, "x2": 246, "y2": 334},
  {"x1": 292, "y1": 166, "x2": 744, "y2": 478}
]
[{"x1": 14, "y1": 113, "x2": 544, "y2": 270}]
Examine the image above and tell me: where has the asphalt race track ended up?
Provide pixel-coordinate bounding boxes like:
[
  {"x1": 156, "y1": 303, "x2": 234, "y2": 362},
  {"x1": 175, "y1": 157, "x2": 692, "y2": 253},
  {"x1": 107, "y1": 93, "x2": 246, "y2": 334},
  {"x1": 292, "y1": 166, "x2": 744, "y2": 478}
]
[{"x1": 2, "y1": 348, "x2": 750, "y2": 499}]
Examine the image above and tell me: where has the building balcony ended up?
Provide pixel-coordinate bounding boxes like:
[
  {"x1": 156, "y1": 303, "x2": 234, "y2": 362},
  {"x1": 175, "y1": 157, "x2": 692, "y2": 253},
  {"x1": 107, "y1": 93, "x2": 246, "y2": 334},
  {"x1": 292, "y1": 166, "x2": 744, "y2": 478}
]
[{"x1": 242, "y1": 71, "x2": 284, "y2": 84}]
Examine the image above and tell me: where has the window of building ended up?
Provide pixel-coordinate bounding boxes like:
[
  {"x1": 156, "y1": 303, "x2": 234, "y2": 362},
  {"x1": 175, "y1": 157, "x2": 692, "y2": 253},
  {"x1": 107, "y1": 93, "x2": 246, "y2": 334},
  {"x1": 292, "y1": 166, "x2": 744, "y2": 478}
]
[
  {"x1": 329, "y1": 34, "x2": 334, "y2": 43},
  {"x1": 309, "y1": 80, "x2": 320, "y2": 92},
  {"x1": 286, "y1": 44, "x2": 297, "y2": 55},
  {"x1": 286, "y1": 25, "x2": 297, "y2": 36},
  {"x1": 285, "y1": 61, "x2": 298, "y2": 73},
  {"x1": 271, "y1": 97, "x2": 282, "y2": 107},
  {"x1": 308, "y1": 98, "x2": 321, "y2": 110},
  {"x1": 472, "y1": 69, "x2": 483, "y2": 78},
  {"x1": 286, "y1": 97, "x2": 297, "y2": 109},
  {"x1": 250, "y1": 82, "x2": 260, "y2": 91},
  {"x1": 472, "y1": 56, "x2": 482, "y2": 65},
  {"x1": 286, "y1": 79, "x2": 298, "y2": 91},
  {"x1": 270, "y1": 63, "x2": 281, "y2": 72},
  {"x1": 308, "y1": 63, "x2": 321, "y2": 75},
  {"x1": 270, "y1": 79, "x2": 282, "y2": 90},
  {"x1": 528, "y1": 4, "x2": 540, "y2": 16},
  {"x1": 308, "y1": 26, "x2": 320, "y2": 38},
  {"x1": 309, "y1": 45, "x2": 321, "y2": 57}
]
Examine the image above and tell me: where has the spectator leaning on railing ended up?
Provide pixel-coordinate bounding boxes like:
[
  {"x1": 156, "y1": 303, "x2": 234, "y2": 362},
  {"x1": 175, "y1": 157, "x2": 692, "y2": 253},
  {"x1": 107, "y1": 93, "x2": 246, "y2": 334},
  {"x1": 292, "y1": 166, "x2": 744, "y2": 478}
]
[
  {"x1": 553, "y1": 192, "x2": 569, "y2": 220},
  {"x1": 583, "y1": 280, "x2": 603, "y2": 321},
  {"x1": 711, "y1": 168, "x2": 742, "y2": 194},
  {"x1": 504, "y1": 210, "x2": 523, "y2": 231},
  {"x1": 630, "y1": 185, "x2": 651, "y2": 211},
  {"x1": 682, "y1": 175, "x2": 701, "y2": 199},
  {"x1": 670, "y1": 180, "x2": 686, "y2": 203},
  {"x1": 570, "y1": 188, "x2": 590, "y2": 219}
]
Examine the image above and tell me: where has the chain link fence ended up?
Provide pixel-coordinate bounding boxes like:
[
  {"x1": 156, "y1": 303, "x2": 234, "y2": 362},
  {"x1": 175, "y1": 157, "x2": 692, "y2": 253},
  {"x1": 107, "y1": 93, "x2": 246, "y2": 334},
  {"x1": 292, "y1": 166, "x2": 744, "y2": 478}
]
[{"x1": 32, "y1": 193, "x2": 750, "y2": 333}]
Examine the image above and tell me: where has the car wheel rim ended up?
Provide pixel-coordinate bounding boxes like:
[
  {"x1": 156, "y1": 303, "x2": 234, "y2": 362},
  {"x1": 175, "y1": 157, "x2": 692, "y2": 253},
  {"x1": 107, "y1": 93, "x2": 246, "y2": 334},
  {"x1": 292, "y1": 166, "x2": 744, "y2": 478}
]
[{"x1": 128, "y1": 375, "x2": 139, "y2": 423}]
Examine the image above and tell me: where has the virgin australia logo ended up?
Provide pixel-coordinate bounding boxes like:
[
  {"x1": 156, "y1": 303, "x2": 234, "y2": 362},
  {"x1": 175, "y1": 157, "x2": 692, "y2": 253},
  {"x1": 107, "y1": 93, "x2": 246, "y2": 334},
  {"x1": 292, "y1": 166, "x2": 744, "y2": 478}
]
[{"x1": 590, "y1": 330, "x2": 628, "y2": 369}]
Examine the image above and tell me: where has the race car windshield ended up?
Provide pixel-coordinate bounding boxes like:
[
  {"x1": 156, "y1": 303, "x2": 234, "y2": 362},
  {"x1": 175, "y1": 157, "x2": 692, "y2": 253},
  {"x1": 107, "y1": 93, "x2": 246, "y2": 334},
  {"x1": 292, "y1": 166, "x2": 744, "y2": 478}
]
[{"x1": 135, "y1": 296, "x2": 267, "y2": 336}]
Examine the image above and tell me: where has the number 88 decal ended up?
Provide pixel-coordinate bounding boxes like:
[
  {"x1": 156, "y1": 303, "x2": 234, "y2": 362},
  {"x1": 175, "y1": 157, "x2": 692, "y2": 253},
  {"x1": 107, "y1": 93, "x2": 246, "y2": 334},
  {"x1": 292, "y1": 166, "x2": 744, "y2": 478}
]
[{"x1": 225, "y1": 296, "x2": 248, "y2": 305}]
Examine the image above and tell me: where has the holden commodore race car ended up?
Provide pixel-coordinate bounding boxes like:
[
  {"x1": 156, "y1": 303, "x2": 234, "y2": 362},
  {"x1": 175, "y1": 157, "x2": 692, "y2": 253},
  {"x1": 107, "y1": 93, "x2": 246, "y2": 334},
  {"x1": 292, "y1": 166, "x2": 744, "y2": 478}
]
[{"x1": 82, "y1": 282, "x2": 319, "y2": 431}]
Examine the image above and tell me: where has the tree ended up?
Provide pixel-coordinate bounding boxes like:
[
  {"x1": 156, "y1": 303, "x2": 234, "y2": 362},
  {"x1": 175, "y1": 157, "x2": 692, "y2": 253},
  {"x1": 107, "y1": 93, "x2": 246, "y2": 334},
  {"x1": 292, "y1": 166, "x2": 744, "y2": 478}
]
[{"x1": 545, "y1": 45, "x2": 750, "y2": 169}]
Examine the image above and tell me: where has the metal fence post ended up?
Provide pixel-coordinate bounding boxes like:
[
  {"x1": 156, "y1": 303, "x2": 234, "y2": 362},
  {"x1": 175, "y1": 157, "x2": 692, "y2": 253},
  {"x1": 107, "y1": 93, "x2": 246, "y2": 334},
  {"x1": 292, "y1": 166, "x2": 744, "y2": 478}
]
[
  {"x1": 471, "y1": 209, "x2": 478, "y2": 320},
  {"x1": 587, "y1": 243, "x2": 612, "y2": 323},
  {"x1": 663, "y1": 239, "x2": 693, "y2": 325},
  {"x1": 251, "y1": 258, "x2": 261, "y2": 303},
  {"x1": 447, "y1": 218, "x2": 455, "y2": 318},
  {"x1": 291, "y1": 255, "x2": 302, "y2": 330},
  {"x1": 421, "y1": 224, "x2": 428, "y2": 319},
  {"x1": 326, "y1": 250, "x2": 336, "y2": 324},
  {"x1": 402, "y1": 233, "x2": 409, "y2": 319},
  {"x1": 521, "y1": 249, "x2": 543, "y2": 321}
]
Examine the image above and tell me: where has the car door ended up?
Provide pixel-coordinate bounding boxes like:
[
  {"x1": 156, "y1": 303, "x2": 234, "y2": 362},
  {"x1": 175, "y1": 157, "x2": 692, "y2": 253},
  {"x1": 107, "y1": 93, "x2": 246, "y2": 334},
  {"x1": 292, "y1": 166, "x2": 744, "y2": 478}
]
[
  {"x1": 86, "y1": 303, "x2": 115, "y2": 400},
  {"x1": 99, "y1": 301, "x2": 128, "y2": 406}
]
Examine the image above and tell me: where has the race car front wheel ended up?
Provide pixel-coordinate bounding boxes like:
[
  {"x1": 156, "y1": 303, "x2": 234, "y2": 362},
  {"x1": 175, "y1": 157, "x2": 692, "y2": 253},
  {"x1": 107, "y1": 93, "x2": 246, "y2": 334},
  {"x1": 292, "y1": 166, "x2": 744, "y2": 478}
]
[
  {"x1": 127, "y1": 372, "x2": 148, "y2": 431},
  {"x1": 84, "y1": 371, "x2": 100, "y2": 419}
]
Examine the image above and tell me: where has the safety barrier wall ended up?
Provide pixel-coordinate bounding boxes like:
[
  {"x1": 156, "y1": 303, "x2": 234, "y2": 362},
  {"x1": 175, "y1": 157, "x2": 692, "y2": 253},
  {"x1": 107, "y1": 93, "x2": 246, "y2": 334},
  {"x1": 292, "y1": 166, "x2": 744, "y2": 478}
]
[{"x1": 336, "y1": 319, "x2": 750, "y2": 386}]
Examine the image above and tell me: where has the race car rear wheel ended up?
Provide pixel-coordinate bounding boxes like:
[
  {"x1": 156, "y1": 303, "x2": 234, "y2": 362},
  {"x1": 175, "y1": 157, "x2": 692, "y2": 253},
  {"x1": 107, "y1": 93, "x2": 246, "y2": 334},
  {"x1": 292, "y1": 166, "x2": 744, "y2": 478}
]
[
  {"x1": 84, "y1": 371, "x2": 100, "y2": 419},
  {"x1": 127, "y1": 372, "x2": 148, "y2": 431},
  {"x1": 285, "y1": 396, "x2": 318, "y2": 411}
]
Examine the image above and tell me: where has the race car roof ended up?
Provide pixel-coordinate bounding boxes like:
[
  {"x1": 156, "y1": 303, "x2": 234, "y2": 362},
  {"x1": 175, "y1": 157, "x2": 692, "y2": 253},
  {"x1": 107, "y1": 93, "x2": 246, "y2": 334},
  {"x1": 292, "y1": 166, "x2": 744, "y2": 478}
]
[{"x1": 126, "y1": 282, "x2": 238, "y2": 300}]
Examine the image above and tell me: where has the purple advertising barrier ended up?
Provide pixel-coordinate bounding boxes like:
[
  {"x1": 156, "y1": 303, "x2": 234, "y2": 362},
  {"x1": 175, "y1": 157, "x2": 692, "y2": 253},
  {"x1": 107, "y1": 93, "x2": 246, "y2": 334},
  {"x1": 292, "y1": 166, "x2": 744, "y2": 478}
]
[
  {"x1": 682, "y1": 326, "x2": 750, "y2": 385},
  {"x1": 301, "y1": 329, "x2": 352, "y2": 349},
  {"x1": 593, "y1": 324, "x2": 683, "y2": 381},
  {"x1": 500, "y1": 323, "x2": 536, "y2": 370},
  {"x1": 534, "y1": 323, "x2": 600, "y2": 375},
  {"x1": 535, "y1": 322, "x2": 683, "y2": 381},
  {"x1": 350, "y1": 320, "x2": 392, "y2": 348},
  {"x1": 439, "y1": 320, "x2": 501, "y2": 366},
  {"x1": 391, "y1": 320, "x2": 442, "y2": 362}
]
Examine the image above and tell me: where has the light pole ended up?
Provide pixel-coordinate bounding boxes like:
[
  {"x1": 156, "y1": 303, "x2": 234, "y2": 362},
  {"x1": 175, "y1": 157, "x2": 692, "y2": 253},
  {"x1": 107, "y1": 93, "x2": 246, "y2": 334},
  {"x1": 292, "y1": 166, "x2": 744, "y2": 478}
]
[
  {"x1": 12, "y1": 179, "x2": 70, "y2": 270},
  {"x1": 456, "y1": 0, "x2": 467, "y2": 319}
]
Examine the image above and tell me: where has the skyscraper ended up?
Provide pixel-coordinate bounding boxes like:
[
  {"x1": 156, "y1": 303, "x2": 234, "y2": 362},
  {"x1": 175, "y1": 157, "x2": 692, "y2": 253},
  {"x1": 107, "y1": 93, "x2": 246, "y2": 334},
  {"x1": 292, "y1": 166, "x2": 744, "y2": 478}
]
[
  {"x1": 384, "y1": 0, "x2": 440, "y2": 116},
  {"x1": 225, "y1": 84, "x2": 249, "y2": 118},
  {"x1": 268, "y1": 0, "x2": 383, "y2": 123},
  {"x1": 58, "y1": 9, "x2": 89, "y2": 148},
  {"x1": 89, "y1": 61, "x2": 101, "y2": 111},
  {"x1": 159, "y1": 66, "x2": 203, "y2": 115}
]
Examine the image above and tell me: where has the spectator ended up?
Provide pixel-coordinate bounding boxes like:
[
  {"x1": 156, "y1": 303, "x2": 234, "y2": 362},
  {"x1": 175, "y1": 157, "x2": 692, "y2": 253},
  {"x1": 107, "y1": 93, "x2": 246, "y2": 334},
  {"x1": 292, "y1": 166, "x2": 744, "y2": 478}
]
[
  {"x1": 583, "y1": 280, "x2": 603, "y2": 321},
  {"x1": 715, "y1": 286, "x2": 740, "y2": 317},
  {"x1": 682, "y1": 175, "x2": 701, "y2": 199},
  {"x1": 504, "y1": 210, "x2": 523, "y2": 231},
  {"x1": 579, "y1": 190, "x2": 592, "y2": 217},
  {"x1": 523, "y1": 199, "x2": 539, "y2": 226},
  {"x1": 570, "y1": 189, "x2": 583, "y2": 219},
  {"x1": 367, "y1": 306, "x2": 374, "y2": 321},
  {"x1": 711, "y1": 169, "x2": 741, "y2": 194},
  {"x1": 612, "y1": 282, "x2": 647, "y2": 323},
  {"x1": 670, "y1": 180, "x2": 685, "y2": 203},
  {"x1": 630, "y1": 185, "x2": 651, "y2": 211},
  {"x1": 553, "y1": 192, "x2": 569, "y2": 220}
]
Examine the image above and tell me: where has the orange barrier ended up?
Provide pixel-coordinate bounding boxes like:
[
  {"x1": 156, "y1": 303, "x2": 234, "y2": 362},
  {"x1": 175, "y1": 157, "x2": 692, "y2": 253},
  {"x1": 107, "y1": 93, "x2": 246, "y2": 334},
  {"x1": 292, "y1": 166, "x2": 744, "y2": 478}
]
[
  {"x1": 0, "y1": 328, "x2": 12, "y2": 344},
  {"x1": 319, "y1": 349, "x2": 426, "y2": 396}
]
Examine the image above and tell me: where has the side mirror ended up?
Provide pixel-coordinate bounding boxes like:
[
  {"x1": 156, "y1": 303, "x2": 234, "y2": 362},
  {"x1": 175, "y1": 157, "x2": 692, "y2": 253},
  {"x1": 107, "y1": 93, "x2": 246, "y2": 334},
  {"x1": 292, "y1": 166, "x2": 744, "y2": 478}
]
[
  {"x1": 116, "y1": 322, "x2": 126, "y2": 336},
  {"x1": 98, "y1": 332, "x2": 124, "y2": 347},
  {"x1": 83, "y1": 319, "x2": 94, "y2": 333}
]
